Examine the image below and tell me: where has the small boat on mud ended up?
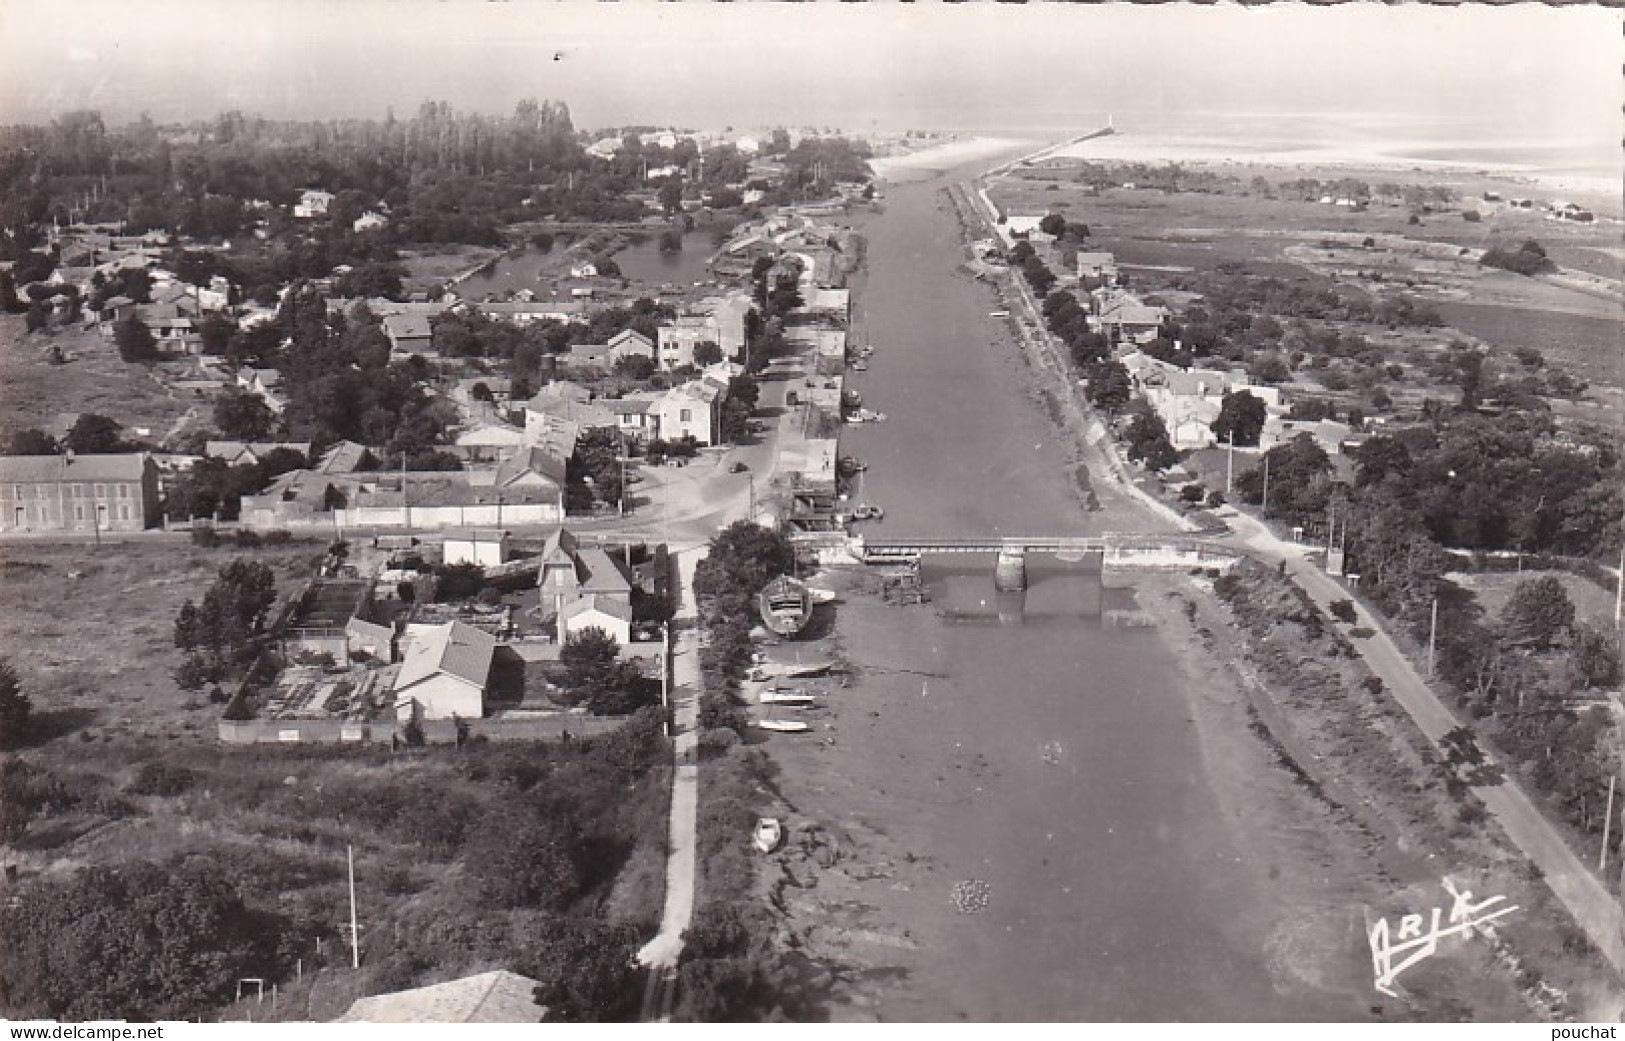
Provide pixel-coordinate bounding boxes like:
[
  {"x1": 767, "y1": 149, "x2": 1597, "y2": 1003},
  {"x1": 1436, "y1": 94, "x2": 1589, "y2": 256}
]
[
  {"x1": 758, "y1": 575, "x2": 814, "y2": 637},
  {"x1": 806, "y1": 586, "x2": 837, "y2": 604},
  {"x1": 759, "y1": 685, "x2": 816, "y2": 705},
  {"x1": 755, "y1": 719, "x2": 811, "y2": 733},
  {"x1": 753, "y1": 817, "x2": 783, "y2": 853}
]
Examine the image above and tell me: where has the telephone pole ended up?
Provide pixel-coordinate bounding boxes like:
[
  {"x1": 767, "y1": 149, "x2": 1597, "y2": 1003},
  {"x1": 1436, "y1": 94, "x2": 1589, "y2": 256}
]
[
  {"x1": 346, "y1": 845, "x2": 360, "y2": 969},
  {"x1": 1426, "y1": 595, "x2": 1439, "y2": 680}
]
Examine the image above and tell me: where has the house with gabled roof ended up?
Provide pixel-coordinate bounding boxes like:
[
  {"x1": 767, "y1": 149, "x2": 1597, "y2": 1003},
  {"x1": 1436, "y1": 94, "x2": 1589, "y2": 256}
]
[
  {"x1": 204, "y1": 441, "x2": 312, "y2": 467},
  {"x1": 382, "y1": 312, "x2": 435, "y2": 357},
  {"x1": 392, "y1": 620, "x2": 495, "y2": 721},
  {"x1": 494, "y1": 446, "x2": 568, "y2": 493},
  {"x1": 651, "y1": 379, "x2": 722, "y2": 445},
  {"x1": 608, "y1": 328, "x2": 655, "y2": 362},
  {"x1": 453, "y1": 421, "x2": 527, "y2": 463},
  {"x1": 336, "y1": 971, "x2": 543, "y2": 1023}
]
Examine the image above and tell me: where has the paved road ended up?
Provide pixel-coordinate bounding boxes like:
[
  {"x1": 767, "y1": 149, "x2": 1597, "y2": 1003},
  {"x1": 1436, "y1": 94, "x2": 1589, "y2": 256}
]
[
  {"x1": 637, "y1": 548, "x2": 703, "y2": 998},
  {"x1": 633, "y1": 335, "x2": 829, "y2": 1019},
  {"x1": 1225, "y1": 508, "x2": 1625, "y2": 983}
]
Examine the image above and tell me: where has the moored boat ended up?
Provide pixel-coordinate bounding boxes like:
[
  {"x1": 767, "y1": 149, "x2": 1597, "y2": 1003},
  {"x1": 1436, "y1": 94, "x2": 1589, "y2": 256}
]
[
  {"x1": 758, "y1": 575, "x2": 814, "y2": 637},
  {"x1": 759, "y1": 685, "x2": 816, "y2": 705},
  {"x1": 754, "y1": 719, "x2": 811, "y2": 733},
  {"x1": 753, "y1": 817, "x2": 783, "y2": 853}
]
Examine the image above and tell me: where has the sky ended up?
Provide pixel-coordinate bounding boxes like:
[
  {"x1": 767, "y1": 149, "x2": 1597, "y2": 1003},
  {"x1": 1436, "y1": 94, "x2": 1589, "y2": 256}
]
[{"x1": 0, "y1": 2, "x2": 1618, "y2": 169}]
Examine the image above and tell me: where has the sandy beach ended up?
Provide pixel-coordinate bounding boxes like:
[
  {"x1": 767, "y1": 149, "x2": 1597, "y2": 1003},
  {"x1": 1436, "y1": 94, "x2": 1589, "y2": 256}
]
[
  {"x1": 868, "y1": 136, "x2": 1039, "y2": 184},
  {"x1": 1047, "y1": 133, "x2": 1621, "y2": 216}
]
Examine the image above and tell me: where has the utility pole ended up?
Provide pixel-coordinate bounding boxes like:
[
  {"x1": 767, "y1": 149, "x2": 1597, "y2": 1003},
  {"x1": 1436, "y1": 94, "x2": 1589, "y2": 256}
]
[
  {"x1": 346, "y1": 845, "x2": 360, "y2": 970},
  {"x1": 1225, "y1": 431, "x2": 1235, "y2": 496},
  {"x1": 1260, "y1": 454, "x2": 1271, "y2": 517},
  {"x1": 1426, "y1": 595, "x2": 1439, "y2": 680},
  {"x1": 1601, "y1": 774, "x2": 1616, "y2": 873}
]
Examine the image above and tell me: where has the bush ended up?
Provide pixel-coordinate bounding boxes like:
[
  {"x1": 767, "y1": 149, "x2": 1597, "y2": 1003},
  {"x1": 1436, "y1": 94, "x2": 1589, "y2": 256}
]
[
  {"x1": 1179, "y1": 483, "x2": 1206, "y2": 504},
  {"x1": 126, "y1": 762, "x2": 197, "y2": 797},
  {"x1": 1328, "y1": 599, "x2": 1357, "y2": 624}
]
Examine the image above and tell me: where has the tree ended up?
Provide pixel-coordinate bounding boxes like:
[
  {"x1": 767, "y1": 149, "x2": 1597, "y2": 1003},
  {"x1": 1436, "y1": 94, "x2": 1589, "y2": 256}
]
[
  {"x1": 462, "y1": 801, "x2": 581, "y2": 909},
  {"x1": 198, "y1": 314, "x2": 235, "y2": 355},
  {"x1": 113, "y1": 316, "x2": 159, "y2": 362},
  {"x1": 212, "y1": 388, "x2": 275, "y2": 440},
  {"x1": 719, "y1": 397, "x2": 753, "y2": 444},
  {"x1": 0, "y1": 658, "x2": 32, "y2": 748},
  {"x1": 433, "y1": 562, "x2": 486, "y2": 601},
  {"x1": 1246, "y1": 353, "x2": 1290, "y2": 384},
  {"x1": 7, "y1": 428, "x2": 58, "y2": 455},
  {"x1": 521, "y1": 916, "x2": 644, "y2": 1022},
  {"x1": 0, "y1": 269, "x2": 22, "y2": 313},
  {"x1": 693, "y1": 341, "x2": 724, "y2": 367},
  {"x1": 1123, "y1": 408, "x2": 1179, "y2": 472},
  {"x1": 1211, "y1": 390, "x2": 1267, "y2": 447},
  {"x1": 25, "y1": 298, "x2": 49, "y2": 333},
  {"x1": 177, "y1": 560, "x2": 278, "y2": 670},
  {"x1": 65, "y1": 413, "x2": 124, "y2": 454},
  {"x1": 0, "y1": 861, "x2": 279, "y2": 1020},
  {"x1": 1038, "y1": 213, "x2": 1067, "y2": 237},
  {"x1": 658, "y1": 179, "x2": 684, "y2": 215},
  {"x1": 695, "y1": 522, "x2": 796, "y2": 602},
  {"x1": 1500, "y1": 575, "x2": 1575, "y2": 650},
  {"x1": 658, "y1": 229, "x2": 683, "y2": 254},
  {"x1": 1082, "y1": 359, "x2": 1132, "y2": 414},
  {"x1": 559, "y1": 627, "x2": 625, "y2": 696}
]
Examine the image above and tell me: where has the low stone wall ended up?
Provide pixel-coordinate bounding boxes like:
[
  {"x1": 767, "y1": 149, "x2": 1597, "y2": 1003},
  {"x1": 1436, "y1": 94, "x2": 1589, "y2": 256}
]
[{"x1": 219, "y1": 712, "x2": 626, "y2": 745}]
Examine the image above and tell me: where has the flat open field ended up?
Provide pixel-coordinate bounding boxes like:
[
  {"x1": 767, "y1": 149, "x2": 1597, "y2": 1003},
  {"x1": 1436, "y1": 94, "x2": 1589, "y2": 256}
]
[
  {"x1": 1448, "y1": 569, "x2": 1619, "y2": 632},
  {"x1": 396, "y1": 243, "x2": 506, "y2": 293},
  {"x1": 0, "y1": 316, "x2": 195, "y2": 443},
  {"x1": 0, "y1": 540, "x2": 321, "y2": 744},
  {"x1": 1431, "y1": 302, "x2": 1622, "y2": 388}
]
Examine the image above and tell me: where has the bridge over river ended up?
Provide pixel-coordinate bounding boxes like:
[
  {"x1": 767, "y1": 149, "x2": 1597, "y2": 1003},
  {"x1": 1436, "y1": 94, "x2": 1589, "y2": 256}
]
[{"x1": 851, "y1": 532, "x2": 1243, "y2": 590}]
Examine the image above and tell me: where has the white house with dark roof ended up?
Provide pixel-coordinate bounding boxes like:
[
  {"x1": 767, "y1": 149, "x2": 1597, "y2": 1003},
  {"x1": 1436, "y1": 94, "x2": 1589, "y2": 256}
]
[
  {"x1": 561, "y1": 594, "x2": 633, "y2": 646},
  {"x1": 293, "y1": 189, "x2": 335, "y2": 219},
  {"x1": 392, "y1": 620, "x2": 495, "y2": 721},
  {"x1": 441, "y1": 528, "x2": 510, "y2": 568},
  {"x1": 651, "y1": 379, "x2": 722, "y2": 445}
]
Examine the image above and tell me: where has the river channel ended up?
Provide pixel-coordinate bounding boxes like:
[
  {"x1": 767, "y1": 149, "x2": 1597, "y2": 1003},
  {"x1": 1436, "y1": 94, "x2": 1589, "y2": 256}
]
[{"x1": 807, "y1": 153, "x2": 1363, "y2": 1020}]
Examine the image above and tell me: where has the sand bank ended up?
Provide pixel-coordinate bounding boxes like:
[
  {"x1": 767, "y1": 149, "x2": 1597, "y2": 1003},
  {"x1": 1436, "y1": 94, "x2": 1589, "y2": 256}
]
[
  {"x1": 1047, "y1": 134, "x2": 1620, "y2": 215},
  {"x1": 868, "y1": 136, "x2": 1037, "y2": 183}
]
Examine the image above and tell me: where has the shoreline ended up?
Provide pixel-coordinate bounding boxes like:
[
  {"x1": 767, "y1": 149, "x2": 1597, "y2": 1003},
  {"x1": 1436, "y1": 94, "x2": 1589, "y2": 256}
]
[{"x1": 1044, "y1": 135, "x2": 1620, "y2": 214}]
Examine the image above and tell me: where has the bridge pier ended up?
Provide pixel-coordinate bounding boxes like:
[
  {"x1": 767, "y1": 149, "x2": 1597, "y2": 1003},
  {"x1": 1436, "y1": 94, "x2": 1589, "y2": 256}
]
[{"x1": 992, "y1": 548, "x2": 1027, "y2": 591}]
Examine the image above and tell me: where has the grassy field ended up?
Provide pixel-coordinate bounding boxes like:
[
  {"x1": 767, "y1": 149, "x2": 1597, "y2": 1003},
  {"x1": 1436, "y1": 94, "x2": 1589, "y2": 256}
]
[
  {"x1": 396, "y1": 244, "x2": 506, "y2": 294},
  {"x1": 0, "y1": 540, "x2": 322, "y2": 744},
  {"x1": 1431, "y1": 302, "x2": 1622, "y2": 387},
  {"x1": 0, "y1": 316, "x2": 195, "y2": 443},
  {"x1": 1449, "y1": 569, "x2": 1618, "y2": 632}
]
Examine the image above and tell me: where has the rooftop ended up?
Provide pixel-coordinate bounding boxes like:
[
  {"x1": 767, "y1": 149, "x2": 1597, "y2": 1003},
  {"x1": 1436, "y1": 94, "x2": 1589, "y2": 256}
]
[
  {"x1": 0, "y1": 453, "x2": 150, "y2": 483},
  {"x1": 395, "y1": 620, "x2": 496, "y2": 692},
  {"x1": 336, "y1": 971, "x2": 541, "y2": 1023}
]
